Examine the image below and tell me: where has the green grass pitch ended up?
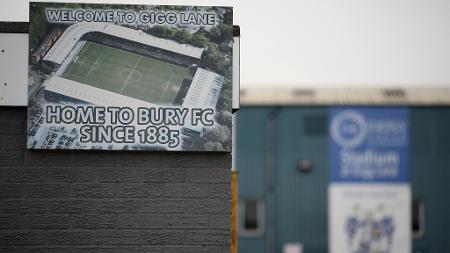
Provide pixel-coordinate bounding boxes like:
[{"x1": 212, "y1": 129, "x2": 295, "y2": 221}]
[{"x1": 61, "y1": 41, "x2": 193, "y2": 105}]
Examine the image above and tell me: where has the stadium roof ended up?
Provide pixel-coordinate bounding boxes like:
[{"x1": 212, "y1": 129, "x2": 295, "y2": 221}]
[
  {"x1": 44, "y1": 22, "x2": 204, "y2": 65},
  {"x1": 240, "y1": 88, "x2": 450, "y2": 106},
  {"x1": 182, "y1": 68, "x2": 225, "y2": 109}
]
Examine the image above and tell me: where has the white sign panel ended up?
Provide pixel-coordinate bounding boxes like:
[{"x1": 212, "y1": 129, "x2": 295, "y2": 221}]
[
  {"x1": 329, "y1": 184, "x2": 411, "y2": 253},
  {"x1": 0, "y1": 33, "x2": 28, "y2": 106}
]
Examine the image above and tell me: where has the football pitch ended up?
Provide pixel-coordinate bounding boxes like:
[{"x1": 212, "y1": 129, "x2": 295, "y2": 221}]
[{"x1": 61, "y1": 41, "x2": 193, "y2": 104}]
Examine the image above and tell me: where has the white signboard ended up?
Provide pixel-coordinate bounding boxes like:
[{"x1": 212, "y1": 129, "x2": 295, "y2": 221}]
[
  {"x1": 329, "y1": 184, "x2": 411, "y2": 253},
  {"x1": 0, "y1": 33, "x2": 28, "y2": 106}
]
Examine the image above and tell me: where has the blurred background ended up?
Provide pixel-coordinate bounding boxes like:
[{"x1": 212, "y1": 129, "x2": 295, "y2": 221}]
[
  {"x1": 3, "y1": 0, "x2": 450, "y2": 252},
  {"x1": 231, "y1": 1, "x2": 450, "y2": 253},
  {"x1": 233, "y1": 1, "x2": 450, "y2": 253}
]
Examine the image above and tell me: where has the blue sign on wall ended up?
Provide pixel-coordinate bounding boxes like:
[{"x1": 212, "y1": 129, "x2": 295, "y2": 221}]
[{"x1": 329, "y1": 107, "x2": 409, "y2": 183}]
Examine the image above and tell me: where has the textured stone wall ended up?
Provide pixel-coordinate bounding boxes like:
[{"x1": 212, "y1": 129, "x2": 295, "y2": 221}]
[{"x1": 0, "y1": 107, "x2": 231, "y2": 252}]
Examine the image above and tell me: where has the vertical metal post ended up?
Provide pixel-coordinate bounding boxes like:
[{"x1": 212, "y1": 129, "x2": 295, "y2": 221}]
[
  {"x1": 231, "y1": 112, "x2": 238, "y2": 253},
  {"x1": 231, "y1": 170, "x2": 238, "y2": 253},
  {"x1": 231, "y1": 25, "x2": 240, "y2": 253}
]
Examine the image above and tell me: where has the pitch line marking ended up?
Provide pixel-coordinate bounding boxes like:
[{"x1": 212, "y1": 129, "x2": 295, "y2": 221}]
[
  {"x1": 160, "y1": 71, "x2": 175, "y2": 101},
  {"x1": 119, "y1": 55, "x2": 142, "y2": 94},
  {"x1": 86, "y1": 54, "x2": 102, "y2": 80}
]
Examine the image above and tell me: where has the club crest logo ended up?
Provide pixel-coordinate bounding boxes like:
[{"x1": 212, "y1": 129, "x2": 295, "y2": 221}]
[
  {"x1": 346, "y1": 204, "x2": 395, "y2": 253},
  {"x1": 331, "y1": 110, "x2": 368, "y2": 149}
]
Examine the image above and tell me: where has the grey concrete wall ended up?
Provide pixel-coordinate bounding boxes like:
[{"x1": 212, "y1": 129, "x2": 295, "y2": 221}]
[{"x1": 0, "y1": 107, "x2": 231, "y2": 253}]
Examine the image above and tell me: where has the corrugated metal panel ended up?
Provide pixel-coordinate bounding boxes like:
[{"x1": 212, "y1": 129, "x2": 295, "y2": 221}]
[
  {"x1": 275, "y1": 107, "x2": 329, "y2": 253},
  {"x1": 410, "y1": 108, "x2": 450, "y2": 252},
  {"x1": 237, "y1": 106, "x2": 450, "y2": 253},
  {"x1": 237, "y1": 107, "x2": 270, "y2": 253}
]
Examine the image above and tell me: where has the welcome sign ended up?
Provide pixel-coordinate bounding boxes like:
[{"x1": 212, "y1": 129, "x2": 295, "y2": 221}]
[
  {"x1": 328, "y1": 107, "x2": 411, "y2": 253},
  {"x1": 44, "y1": 8, "x2": 218, "y2": 25},
  {"x1": 27, "y1": 2, "x2": 233, "y2": 151}
]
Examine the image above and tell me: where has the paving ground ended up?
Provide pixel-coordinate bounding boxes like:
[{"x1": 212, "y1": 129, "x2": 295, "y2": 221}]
[{"x1": 61, "y1": 41, "x2": 193, "y2": 105}]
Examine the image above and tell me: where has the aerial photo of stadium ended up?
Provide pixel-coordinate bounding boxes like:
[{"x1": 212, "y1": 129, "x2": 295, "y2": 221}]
[
  {"x1": 41, "y1": 22, "x2": 224, "y2": 108},
  {"x1": 27, "y1": 4, "x2": 233, "y2": 151}
]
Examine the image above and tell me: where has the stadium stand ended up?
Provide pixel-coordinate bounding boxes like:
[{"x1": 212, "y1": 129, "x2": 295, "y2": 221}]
[{"x1": 43, "y1": 22, "x2": 204, "y2": 66}]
